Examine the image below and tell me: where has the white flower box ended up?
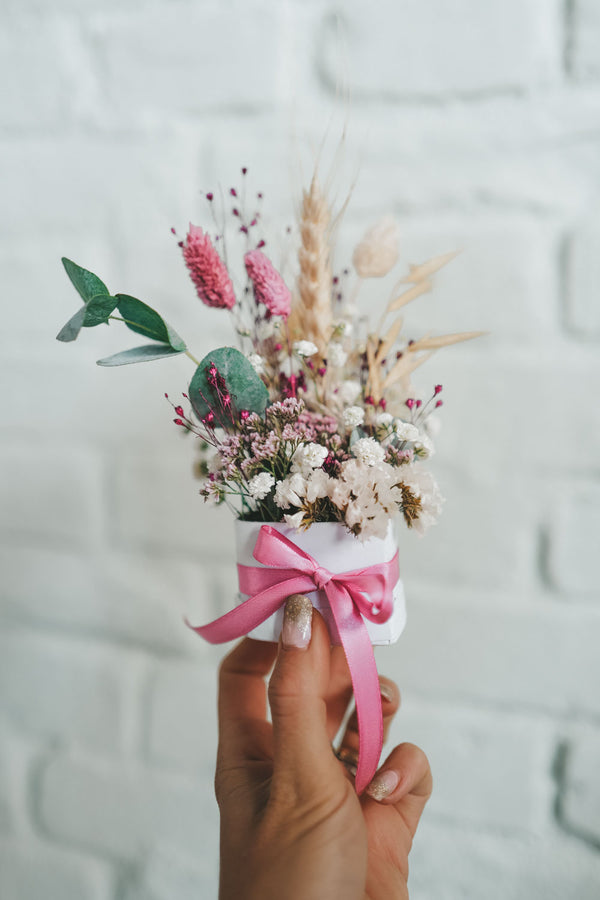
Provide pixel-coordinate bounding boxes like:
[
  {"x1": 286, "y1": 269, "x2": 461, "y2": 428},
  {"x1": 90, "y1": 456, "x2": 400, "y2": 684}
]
[{"x1": 235, "y1": 519, "x2": 406, "y2": 646}]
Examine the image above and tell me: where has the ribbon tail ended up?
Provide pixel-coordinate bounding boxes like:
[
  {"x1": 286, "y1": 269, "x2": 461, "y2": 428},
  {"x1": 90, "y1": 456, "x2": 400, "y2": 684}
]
[
  {"x1": 326, "y1": 582, "x2": 383, "y2": 795},
  {"x1": 186, "y1": 576, "x2": 314, "y2": 644}
]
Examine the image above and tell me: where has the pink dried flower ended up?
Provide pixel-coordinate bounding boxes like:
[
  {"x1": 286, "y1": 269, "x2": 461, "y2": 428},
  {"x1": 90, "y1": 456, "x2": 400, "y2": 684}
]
[
  {"x1": 244, "y1": 249, "x2": 291, "y2": 318},
  {"x1": 182, "y1": 225, "x2": 236, "y2": 309}
]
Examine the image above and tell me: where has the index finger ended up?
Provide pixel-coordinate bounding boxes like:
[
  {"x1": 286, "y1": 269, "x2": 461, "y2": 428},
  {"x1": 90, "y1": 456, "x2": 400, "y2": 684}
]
[{"x1": 218, "y1": 637, "x2": 278, "y2": 760}]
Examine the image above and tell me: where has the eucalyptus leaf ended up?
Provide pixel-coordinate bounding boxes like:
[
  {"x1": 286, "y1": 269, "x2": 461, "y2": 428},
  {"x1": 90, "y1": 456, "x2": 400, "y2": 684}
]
[
  {"x1": 349, "y1": 427, "x2": 367, "y2": 447},
  {"x1": 62, "y1": 258, "x2": 110, "y2": 303},
  {"x1": 56, "y1": 306, "x2": 87, "y2": 342},
  {"x1": 83, "y1": 294, "x2": 119, "y2": 327},
  {"x1": 116, "y1": 294, "x2": 186, "y2": 351},
  {"x1": 189, "y1": 346, "x2": 269, "y2": 426},
  {"x1": 97, "y1": 344, "x2": 185, "y2": 367}
]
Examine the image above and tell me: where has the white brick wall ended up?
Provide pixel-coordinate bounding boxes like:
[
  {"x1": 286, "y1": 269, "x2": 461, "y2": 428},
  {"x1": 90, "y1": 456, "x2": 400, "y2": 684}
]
[{"x1": 2, "y1": 0, "x2": 600, "y2": 897}]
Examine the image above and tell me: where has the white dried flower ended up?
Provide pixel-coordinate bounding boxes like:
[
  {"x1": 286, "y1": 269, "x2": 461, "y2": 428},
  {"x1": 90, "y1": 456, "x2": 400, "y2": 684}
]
[
  {"x1": 339, "y1": 380, "x2": 361, "y2": 404},
  {"x1": 292, "y1": 442, "x2": 328, "y2": 474},
  {"x1": 375, "y1": 412, "x2": 393, "y2": 427},
  {"x1": 284, "y1": 510, "x2": 305, "y2": 530},
  {"x1": 274, "y1": 473, "x2": 306, "y2": 508},
  {"x1": 414, "y1": 432, "x2": 435, "y2": 459},
  {"x1": 327, "y1": 342, "x2": 347, "y2": 368},
  {"x1": 293, "y1": 340, "x2": 318, "y2": 358},
  {"x1": 246, "y1": 353, "x2": 265, "y2": 375},
  {"x1": 394, "y1": 420, "x2": 420, "y2": 442},
  {"x1": 248, "y1": 472, "x2": 275, "y2": 499},
  {"x1": 352, "y1": 216, "x2": 400, "y2": 278},
  {"x1": 352, "y1": 437, "x2": 386, "y2": 467},
  {"x1": 329, "y1": 478, "x2": 352, "y2": 509},
  {"x1": 305, "y1": 469, "x2": 333, "y2": 503},
  {"x1": 342, "y1": 406, "x2": 365, "y2": 429},
  {"x1": 400, "y1": 465, "x2": 445, "y2": 534}
]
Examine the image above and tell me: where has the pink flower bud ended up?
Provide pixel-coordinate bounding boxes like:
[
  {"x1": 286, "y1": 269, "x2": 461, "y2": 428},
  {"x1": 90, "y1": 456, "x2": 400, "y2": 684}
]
[
  {"x1": 406, "y1": 398, "x2": 415, "y2": 410},
  {"x1": 434, "y1": 384, "x2": 443, "y2": 395},
  {"x1": 244, "y1": 249, "x2": 291, "y2": 318},
  {"x1": 182, "y1": 225, "x2": 236, "y2": 309}
]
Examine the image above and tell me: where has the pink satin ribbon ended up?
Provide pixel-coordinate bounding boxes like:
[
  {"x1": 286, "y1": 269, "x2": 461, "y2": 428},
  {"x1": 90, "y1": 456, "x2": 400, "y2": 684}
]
[{"x1": 187, "y1": 524, "x2": 399, "y2": 794}]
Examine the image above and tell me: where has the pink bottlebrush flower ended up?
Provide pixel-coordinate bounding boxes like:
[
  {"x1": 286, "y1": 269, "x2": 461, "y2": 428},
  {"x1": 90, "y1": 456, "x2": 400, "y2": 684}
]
[
  {"x1": 244, "y1": 249, "x2": 291, "y2": 318},
  {"x1": 182, "y1": 225, "x2": 236, "y2": 309}
]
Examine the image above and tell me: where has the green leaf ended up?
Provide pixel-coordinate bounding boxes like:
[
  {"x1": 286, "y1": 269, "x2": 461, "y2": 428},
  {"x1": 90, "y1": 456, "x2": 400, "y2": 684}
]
[
  {"x1": 62, "y1": 258, "x2": 110, "y2": 303},
  {"x1": 97, "y1": 344, "x2": 185, "y2": 367},
  {"x1": 116, "y1": 294, "x2": 186, "y2": 351},
  {"x1": 56, "y1": 306, "x2": 87, "y2": 342},
  {"x1": 83, "y1": 294, "x2": 119, "y2": 327},
  {"x1": 349, "y1": 427, "x2": 367, "y2": 447},
  {"x1": 189, "y1": 346, "x2": 269, "y2": 426}
]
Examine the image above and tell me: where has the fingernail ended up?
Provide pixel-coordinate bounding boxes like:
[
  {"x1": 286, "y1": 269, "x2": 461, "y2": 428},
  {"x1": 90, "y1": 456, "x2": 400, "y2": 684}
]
[
  {"x1": 379, "y1": 682, "x2": 395, "y2": 703},
  {"x1": 366, "y1": 769, "x2": 400, "y2": 801},
  {"x1": 282, "y1": 595, "x2": 313, "y2": 649}
]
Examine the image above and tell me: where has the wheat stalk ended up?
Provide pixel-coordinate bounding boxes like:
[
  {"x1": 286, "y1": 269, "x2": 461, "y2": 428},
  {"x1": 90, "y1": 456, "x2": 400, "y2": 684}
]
[{"x1": 289, "y1": 175, "x2": 333, "y2": 354}]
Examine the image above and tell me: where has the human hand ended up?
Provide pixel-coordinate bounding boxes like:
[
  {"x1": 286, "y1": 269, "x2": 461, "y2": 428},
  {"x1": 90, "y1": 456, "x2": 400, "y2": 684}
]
[{"x1": 216, "y1": 594, "x2": 432, "y2": 900}]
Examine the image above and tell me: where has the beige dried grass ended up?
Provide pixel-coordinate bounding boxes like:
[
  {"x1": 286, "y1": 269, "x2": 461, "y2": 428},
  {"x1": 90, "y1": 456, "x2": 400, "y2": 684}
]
[{"x1": 365, "y1": 249, "x2": 483, "y2": 402}]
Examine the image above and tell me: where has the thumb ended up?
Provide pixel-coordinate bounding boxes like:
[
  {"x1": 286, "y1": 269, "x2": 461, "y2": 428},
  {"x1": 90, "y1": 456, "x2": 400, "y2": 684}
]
[{"x1": 268, "y1": 595, "x2": 340, "y2": 799}]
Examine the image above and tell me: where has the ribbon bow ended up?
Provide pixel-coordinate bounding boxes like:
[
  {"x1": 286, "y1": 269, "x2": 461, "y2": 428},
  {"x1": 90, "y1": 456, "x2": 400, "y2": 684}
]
[{"x1": 187, "y1": 525, "x2": 399, "y2": 794}]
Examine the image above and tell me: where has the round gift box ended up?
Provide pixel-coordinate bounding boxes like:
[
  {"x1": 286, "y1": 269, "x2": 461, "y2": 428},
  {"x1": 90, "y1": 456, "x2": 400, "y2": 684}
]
[{"x1": 234, "y1": 519, "x2": 407, "y2": 646}]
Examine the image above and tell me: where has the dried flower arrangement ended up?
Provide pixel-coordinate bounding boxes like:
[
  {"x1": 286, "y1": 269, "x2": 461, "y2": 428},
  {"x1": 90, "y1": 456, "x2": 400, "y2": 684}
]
[
  {"x1": 56, "y1": 164, "x2": 481, "y2": 793},
  {"x1": 57, "y1": 168, "x2": 479, "y2": 541}
]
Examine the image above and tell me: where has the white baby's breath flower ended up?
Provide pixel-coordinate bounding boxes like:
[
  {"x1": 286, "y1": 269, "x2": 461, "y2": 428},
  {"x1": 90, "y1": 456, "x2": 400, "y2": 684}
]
[
  {"x1": 274, "y1": 473, "x2": 306, "y2": 508},
  {"x1": 284, "y1": 511, "x2": 305, "y2": 530},
  {"x1": 352, "y1": 437, "x2": 386, "y2": 467},
  {"x1": 375, "y1": 412, "x2": 393, "y2": 427},
  {"x1": 342, "y1": 406, "x2": 365, "y2": 429},
  {"x1": 327, "y1": 342, "x2": 347, "y2": 368},
  {"x1": 394, "y1": 420, "x2": 420, "y2": 442},
  {"x1": 339, "y1": 380, "x2": 361, "y2": 404},
  {"x1": 352, "y1": 216, "x2": 400, "y2": 278},
  {"x1": 293, "y1": 340, "x2": 318, "y2": 358},
  {"x1": 246, "y1": 353, "x2": 265, "y2": 375},
  {"x1": 414, "y1": 432, "x2": 435, "y2": 459},
  {"x1": 248, "y1": 472, "x2": 275, "y2": 499},
  {"x1": 292, "y1": 442, "x2": 328, "y2": 474}
]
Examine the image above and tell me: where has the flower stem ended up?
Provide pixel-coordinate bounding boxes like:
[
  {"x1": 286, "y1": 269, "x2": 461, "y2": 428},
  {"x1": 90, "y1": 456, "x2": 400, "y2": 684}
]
[{"x1": 185, "y1": 349, "x2": 201, "y2": 366}]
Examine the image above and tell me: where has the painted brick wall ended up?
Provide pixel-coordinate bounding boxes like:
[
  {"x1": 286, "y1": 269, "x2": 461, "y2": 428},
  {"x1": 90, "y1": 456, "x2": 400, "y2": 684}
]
[{"x1": 2, "y1": 1, "x2": 599, "y2": 897}]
